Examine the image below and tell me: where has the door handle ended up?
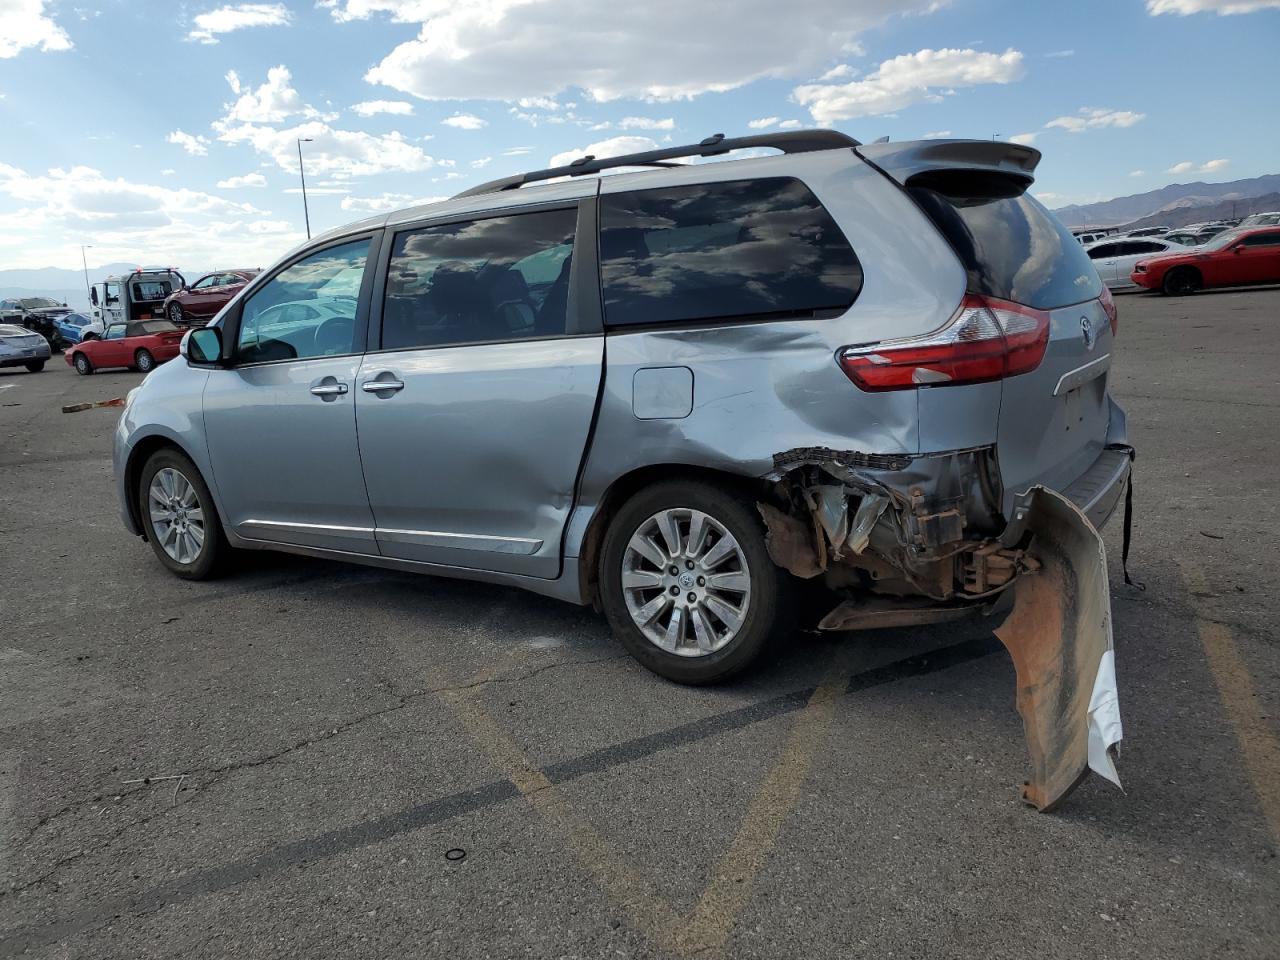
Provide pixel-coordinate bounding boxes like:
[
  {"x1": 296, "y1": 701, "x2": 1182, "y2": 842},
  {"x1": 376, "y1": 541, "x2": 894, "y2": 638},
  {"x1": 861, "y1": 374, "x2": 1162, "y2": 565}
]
[
  {"x1": 361, "y1": 378, "x2": 405, "y2": 393},
  {"x1": 310, "y1": 382, "x2": 349, "y2": 397}
]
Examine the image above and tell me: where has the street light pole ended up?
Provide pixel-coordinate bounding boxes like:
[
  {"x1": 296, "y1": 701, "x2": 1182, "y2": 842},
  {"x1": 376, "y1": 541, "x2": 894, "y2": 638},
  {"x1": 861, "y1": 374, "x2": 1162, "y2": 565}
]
[
  {"x1": 80, "y1": 245, "x2": 93, "y2": 306},
  {"x1": 297, "y1": 138, "x2": 313, "y2": 240}
]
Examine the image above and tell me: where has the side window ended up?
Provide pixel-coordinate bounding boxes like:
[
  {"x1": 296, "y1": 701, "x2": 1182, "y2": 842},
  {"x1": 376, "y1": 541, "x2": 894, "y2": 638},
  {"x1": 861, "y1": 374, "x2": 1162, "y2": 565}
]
[
  {"x1": 1129, "y1": 242, "x2": 1163, "y2": 255},
  {"x1": 1087, "y1": 243, "x2": 1117, "y2": 259},
  {"x1": 105, "y1": 324, "x2": 126, "y2": 340},
  {"x1": 381, "y1": 208, "x2": 577, "y2": 351},
  {"x1": 104, "y1": 283, "x2": 120, "y2": 305},
  {"x1": 1243, "y1": 232, "x2": 1280, "y2": 247},
  {"x1": 236, "y1": 237, "x2": 370, "y2": 364},
  {"x1": 192, "y1": 276, "x2": 217, "y2": 290},
  {"x1": 599, "y1": 178, "x2": 862, "y2": 328}
]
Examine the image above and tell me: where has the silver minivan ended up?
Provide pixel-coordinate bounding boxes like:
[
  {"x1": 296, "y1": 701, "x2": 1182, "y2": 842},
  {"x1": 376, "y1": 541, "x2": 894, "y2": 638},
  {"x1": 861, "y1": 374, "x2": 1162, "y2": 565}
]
[{"x1": 115, "y1": 131, "x2": 1131, "y2": 809}]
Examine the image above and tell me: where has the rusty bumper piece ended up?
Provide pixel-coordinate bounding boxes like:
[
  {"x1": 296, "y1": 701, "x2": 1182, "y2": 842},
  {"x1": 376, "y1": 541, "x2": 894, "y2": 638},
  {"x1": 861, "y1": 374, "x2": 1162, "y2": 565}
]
[
  {"x1": 995, "y1": 486, "x2": 1122, "y2": 810},
  {"x1": 759, "y1": 449, "x2": 1123, "y2": 810}
]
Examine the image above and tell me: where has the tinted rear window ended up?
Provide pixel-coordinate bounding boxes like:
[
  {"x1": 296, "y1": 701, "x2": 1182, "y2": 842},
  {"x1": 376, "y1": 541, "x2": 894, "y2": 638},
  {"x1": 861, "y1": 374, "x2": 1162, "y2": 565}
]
[
  {"x1": 910, "y1": 182, "x2": 1101, "y2": 309},
  {"x1": 599, "y1": 178, "x2": 862, "y2": 328}
]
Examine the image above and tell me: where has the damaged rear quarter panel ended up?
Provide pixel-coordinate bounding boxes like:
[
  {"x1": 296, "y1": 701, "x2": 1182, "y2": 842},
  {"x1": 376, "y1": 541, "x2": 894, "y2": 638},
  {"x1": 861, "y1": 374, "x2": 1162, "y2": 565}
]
[{"x1": 570, "y1": 149, "x2": 967, "y2": 539}]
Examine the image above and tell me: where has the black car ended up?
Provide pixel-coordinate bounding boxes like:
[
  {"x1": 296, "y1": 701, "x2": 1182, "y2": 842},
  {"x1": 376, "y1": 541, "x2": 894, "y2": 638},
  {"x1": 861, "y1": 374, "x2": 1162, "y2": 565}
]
[{"x1": 0, "y1": 297, "x2": 73, "y2": 349}]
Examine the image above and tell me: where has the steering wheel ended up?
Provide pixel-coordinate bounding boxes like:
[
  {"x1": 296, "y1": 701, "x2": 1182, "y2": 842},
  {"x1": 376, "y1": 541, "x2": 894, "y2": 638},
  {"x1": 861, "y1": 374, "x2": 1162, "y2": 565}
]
[{"x1": 313, "y1": 315, "x2": 354, "y2": 355}]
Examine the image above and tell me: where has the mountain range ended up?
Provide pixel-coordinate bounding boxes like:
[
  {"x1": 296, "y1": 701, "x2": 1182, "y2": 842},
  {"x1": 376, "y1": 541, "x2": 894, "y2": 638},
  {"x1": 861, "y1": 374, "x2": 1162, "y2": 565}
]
[{"x1": 1051, "y1": 174, "x2": 1280, "y2": 227}]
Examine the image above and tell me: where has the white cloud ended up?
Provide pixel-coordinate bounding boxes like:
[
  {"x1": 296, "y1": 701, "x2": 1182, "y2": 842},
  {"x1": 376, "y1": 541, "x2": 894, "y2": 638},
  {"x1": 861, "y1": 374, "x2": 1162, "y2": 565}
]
[
  {"x1": 1009, "y1": 132, "x2": 1038, "y2": 145},
  {"x1": 188, "y1": 3, "x2": 291, "y2": 44},
  {"x1": 517, "y1": 96, "x2": 559, "y2": 110},
  {"x1": 212, "y1": 67, "x2": 436, "y2": 177},
  {"x1": 748, "y1": 117, "x2": 779, "y2": 130},
  {"x1": 0, "y1": 162, "x2": 301, "y2": 269},
  {"x1": 777, "y1": 119, "x2": 803, "y2": 130},
  {"x1": 161, "y1": 168, "x2": 176, "y2": 176},
  {"x1": 1166, "y1": 158, "x2": 1231, "y2": 175},
  {"x1": 340, "y1": 192, "x2": 448, "y2": 213},
  {"x1": 550, "y1": 136, "x2": 659, "y2": 168},
  {"x1": 216, "y1": 172, "x2": 267, "y2": 188},
  {"x1": 219, "y1": 120, "x2": 437, "y2": 177},
  {"x1": 0, "y1": 0, "x2": 71, "y2": 58},
  {"x1": 167, "y1": 130, "x2": 210, "y2": 156},
  {"x1": 351, "y1": 99, "x2": 414, "y2": 116},
  {"x1": 441, "y1": 113, "x2": 486, "y2": 130},
  {"x1": 1044, "y1": 107, "x2": 1145, "y2": 133},
  {"x1": 1147, "y1": 0, "x2": 1280, "y2": 14},
  {"x1": 221, "y1": 65, "x2": 324, "y2": 124},
  {"x1": 793, "y1": 48, "x2": 1025, "y2": 123},
  {"x1": 333, "y1": 0, "x2": 944, "y2": 102},
  {"x1": 1129, "y1": 169, "x2": 1146, "y2": 177},
  {"x1": 502, "y1": 146, "x2": 533, "y2": 156},
  {"x1": 1045, "y1": 49, "x2": 1074, "y2": 57},
  {"x1": 817, "y1": 64, "x2": 857, "y2": 81},
  {"x1": 617, "y1": 116, "x2": 675, "y2": 130},
  {"x1": 471, "y1": 156, "x2": 492, "y2": 168},
  {"x1": 922, "y1": 129, "x2": 952, "y2": 139}
]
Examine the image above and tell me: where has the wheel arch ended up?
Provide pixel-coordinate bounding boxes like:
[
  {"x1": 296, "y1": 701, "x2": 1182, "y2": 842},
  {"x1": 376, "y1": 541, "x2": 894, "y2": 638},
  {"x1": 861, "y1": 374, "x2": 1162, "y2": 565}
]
[
  {"x1": 123, "y1": 434, "x2": 206, "y2": 539},
  {"x1": 573, "y1": 462, "x2": 769, "y2": 608}
]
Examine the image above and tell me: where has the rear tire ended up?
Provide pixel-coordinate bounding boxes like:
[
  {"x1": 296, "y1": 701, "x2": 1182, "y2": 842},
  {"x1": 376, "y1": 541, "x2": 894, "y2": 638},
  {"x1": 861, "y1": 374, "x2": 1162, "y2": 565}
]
[
  {"x1": 24, "y1": 360, "x2": 44, "y2": 373},
  {"x1": 1162, "y1": 267, "x2": 1200, "y2": 296},
  {"x1": 73, "y1": 352, "x2": 93, "y2": 376},
  {"x1": 599, "y1": 480, "x2": 788, "y2": 685},
  {"x1": 138, "y1": 449, "x2": 228, "y2": 580},
  {"x1": 135, "y1": 349, "x2": 155, "y2": 373}
]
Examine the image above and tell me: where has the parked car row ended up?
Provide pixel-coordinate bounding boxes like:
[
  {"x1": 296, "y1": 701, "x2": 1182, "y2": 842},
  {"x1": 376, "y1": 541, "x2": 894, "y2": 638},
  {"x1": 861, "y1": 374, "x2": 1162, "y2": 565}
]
[
  {"x1": 0, "y1": 323, "x2": 52, "y2": 373},
  {"x1": 0, "y1": 296, "x2": 73, "y2": 348},
  {"x1": 1130, "y1": 226, "x2": 1280, "y2": 295}
]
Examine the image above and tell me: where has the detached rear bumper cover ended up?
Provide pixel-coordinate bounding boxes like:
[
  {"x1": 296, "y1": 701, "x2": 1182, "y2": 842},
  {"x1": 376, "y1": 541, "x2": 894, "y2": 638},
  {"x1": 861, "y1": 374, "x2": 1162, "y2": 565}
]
[
  {"x1": 759, "y1": 446, "x2": 1127, "y2": 810},
  {"x1": 996, "y1": 486, "x2": 1122, "y2": 810}
]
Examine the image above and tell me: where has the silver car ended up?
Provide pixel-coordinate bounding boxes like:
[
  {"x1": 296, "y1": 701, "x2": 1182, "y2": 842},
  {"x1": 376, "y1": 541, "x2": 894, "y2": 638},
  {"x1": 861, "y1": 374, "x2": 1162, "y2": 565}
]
[
  {"x1": 0, "y1": 324, "x2": 52, "y2": 373},
  {"x1": 114, "y1": 131, "x2": 1131, "y2": 809}
]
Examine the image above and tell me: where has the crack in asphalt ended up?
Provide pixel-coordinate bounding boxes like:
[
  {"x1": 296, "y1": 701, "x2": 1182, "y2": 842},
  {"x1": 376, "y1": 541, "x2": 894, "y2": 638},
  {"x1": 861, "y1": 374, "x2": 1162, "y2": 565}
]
[
  {"x1": 2, "y1": 652, "x2": 627, "y2": 894},
  {"x1": 0, "y1": 635, "x2": 1003, "y2": 956}
]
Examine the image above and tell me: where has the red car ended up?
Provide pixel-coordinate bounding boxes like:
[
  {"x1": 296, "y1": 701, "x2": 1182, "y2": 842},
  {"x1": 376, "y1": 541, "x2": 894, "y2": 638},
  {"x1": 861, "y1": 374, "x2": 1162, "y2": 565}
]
[
  {"x1": 161, "y1": 269, "x2": 259, "y2": 326},
  {"x1": 1131, "y1": 226, "x2": 1280, "y2": 295},
  {"x1": 65, "y1": 320, "x2": 184, "y2": 375}
]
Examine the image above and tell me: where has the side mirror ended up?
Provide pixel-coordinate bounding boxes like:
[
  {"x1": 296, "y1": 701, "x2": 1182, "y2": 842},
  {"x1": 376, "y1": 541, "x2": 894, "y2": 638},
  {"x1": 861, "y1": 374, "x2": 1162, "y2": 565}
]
[
  {"x1": 1233, "y1": 245, "x2": 1245, "y2": 254},
  {"x1": 185, "y1": 327, "x2": 223, "y2": 365},
  {"x1": 90, "y1": 288, "x2": 99, "y2": 306}
]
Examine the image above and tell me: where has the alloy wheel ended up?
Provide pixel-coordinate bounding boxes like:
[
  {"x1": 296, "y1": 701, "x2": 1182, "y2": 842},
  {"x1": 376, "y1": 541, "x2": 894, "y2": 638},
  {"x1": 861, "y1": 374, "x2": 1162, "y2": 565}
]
[
  {"x1": 621, "y1": 507, "x2": 752, "y2": 657},
  {"x1": 148, "y1": 467, "x2": 206, "y2": 565}
]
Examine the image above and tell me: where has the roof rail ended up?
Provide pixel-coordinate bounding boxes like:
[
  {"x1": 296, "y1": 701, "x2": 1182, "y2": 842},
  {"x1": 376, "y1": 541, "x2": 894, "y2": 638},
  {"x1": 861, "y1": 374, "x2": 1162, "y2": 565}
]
[{"x1": 453, "y1": 129, "x2": 860, "y2": 199}]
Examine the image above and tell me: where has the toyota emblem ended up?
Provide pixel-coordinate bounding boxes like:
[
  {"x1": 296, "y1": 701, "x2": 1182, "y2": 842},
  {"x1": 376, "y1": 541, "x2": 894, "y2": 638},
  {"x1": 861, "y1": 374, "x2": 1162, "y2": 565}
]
[{"x1": 1080, "y1": 315, "x2": 1097, "y2": 351}]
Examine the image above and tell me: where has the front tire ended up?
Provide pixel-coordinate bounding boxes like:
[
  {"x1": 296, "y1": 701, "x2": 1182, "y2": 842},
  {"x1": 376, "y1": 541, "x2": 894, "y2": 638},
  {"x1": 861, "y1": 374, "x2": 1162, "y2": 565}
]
[
  {"x1": 1162, "y1": 267, "x2": 1200, "y2": 296},
  {"x1": 24, "y1": 360, "x2": 44, "y2": 373},
  {"x1": 138, "y1": 449, "x2": 227, "y2": 579},
  {"x1": 168, "y1": 303, "x2": 184, "y2": 325},
  {"x1": 599, "y1": 480, "x2": 788, "y2": 685},
  {"x1": 135, "y1": 349, "x2": 155, "y2": 373},
  {"x1": 73, "y1": 353, "x2": 93, "y2": 376}
]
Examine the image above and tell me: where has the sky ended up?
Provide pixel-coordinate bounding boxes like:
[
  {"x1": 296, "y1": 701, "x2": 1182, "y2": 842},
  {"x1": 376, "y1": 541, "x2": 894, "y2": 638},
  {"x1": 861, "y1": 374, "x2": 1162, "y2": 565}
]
[{"x1": 0, "y1": 0, "x2": 1278, "y2": 271}]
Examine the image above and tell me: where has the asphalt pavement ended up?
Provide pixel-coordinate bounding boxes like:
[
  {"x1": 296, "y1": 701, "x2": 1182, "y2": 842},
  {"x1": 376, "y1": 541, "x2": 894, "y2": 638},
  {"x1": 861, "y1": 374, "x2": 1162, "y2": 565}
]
[{"x1": 1, "y1": 289, "x2": 1278, "y2": 959}]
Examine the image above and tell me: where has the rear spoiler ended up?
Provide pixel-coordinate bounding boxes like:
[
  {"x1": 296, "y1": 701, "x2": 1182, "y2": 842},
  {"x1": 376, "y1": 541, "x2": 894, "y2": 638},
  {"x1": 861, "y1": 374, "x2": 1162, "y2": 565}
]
[{"x1": 856, "y1": 139, "x2": 1041, "y2": 192}]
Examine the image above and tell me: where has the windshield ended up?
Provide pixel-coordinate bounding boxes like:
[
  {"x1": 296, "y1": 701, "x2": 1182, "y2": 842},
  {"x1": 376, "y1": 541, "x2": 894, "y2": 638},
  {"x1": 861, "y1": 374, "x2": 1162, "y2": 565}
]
[
  {"x1": 910, "y1": 183, "x2": 1101, "y2": 309},
  {"x1": 20, "y1": 297, "x2": 60, "y2": 308}
]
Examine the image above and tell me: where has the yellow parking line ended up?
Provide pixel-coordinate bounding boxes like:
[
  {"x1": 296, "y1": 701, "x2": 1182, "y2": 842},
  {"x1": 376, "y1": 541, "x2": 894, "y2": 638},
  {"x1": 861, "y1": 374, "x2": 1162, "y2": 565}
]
[
  {"x1": 437, "y1": 647, "x2": 851, "y2": 958},
  {"x1": 438, "y1": 683, "x2": 686, "y2": 954},
  {"x1": 1178, "y1": 560, "x2": 1280, "y2": 846},
  {"x1": 673, "y1": 657, "x2": 850, "y2": 957}
]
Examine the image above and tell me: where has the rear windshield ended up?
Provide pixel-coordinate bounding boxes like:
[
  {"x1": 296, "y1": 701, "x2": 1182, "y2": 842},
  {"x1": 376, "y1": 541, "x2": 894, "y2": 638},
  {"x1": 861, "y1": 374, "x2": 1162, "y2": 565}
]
[{"x1": 910, "y1": 181, "x2": 1101, "y2": 309}]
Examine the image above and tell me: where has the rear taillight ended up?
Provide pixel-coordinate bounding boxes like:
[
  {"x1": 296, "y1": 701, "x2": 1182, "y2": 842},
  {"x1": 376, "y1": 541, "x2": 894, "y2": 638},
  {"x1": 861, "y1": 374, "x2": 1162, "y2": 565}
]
[
  {"x1": 838, "y1": 294, "x2": 1050, "y2": 392},
  {"x1": 1099, "y1": 284, "x2": 1118, "y2": 336}
]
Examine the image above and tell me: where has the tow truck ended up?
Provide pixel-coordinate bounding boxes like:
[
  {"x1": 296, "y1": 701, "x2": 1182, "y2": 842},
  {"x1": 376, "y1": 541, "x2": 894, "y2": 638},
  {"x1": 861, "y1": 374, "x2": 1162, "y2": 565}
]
[{"x1": 84, "y1": 267, "x2": 186, "y2": 340}]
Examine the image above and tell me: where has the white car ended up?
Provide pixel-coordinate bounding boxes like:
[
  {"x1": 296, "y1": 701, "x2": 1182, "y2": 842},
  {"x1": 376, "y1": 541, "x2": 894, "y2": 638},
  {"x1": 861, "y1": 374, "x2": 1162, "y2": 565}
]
[{"x1": 1084, "y1": 235, "x2": 1186, "y2": 290}]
